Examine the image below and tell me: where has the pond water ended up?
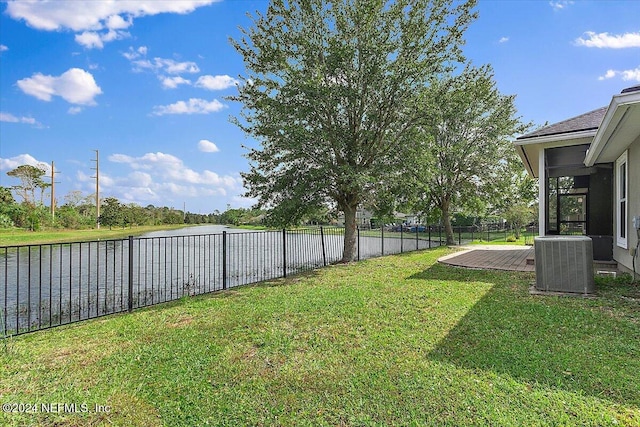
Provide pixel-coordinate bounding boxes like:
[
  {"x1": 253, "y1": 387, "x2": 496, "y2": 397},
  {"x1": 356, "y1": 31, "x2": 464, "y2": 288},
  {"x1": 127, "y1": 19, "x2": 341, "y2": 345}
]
[{"x1": 1, "y1": 226, "x2": 438, "y2": 335}]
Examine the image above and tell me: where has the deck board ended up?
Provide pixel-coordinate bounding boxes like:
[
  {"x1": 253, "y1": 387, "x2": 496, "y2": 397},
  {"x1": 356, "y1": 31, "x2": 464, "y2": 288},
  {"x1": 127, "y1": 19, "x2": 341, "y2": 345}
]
[{"x1": 438, "y1": 246, "x2": 535, "y2": 272}]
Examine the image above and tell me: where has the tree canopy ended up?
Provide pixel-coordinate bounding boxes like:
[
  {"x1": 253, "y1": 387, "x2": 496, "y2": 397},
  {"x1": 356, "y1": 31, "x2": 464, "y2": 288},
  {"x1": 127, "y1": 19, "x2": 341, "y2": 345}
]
[
  {"x1": 232, "y1": 0, "x2": 477, "y2": 262},
  {"x1": 405, "y1": 65, "x2": 530, "y2": 244},
  {"x1": 6, "y1": 164, "x2": 49, "y2": 205}
]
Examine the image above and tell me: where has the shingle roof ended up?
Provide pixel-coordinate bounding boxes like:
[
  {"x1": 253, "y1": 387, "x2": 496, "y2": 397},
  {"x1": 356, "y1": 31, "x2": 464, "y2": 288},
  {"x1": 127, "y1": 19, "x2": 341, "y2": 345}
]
[
  {"x1": 621, "y1": 85, "x2": 640, "y2": 94},
  {"x1": 517, "y1": 106, "x2": 607, "y2": 140}
]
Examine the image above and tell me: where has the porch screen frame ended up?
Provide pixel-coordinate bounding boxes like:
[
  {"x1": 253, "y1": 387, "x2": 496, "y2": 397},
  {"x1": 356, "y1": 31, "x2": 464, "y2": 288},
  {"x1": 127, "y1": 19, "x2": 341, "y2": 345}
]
[
  {"x1": 616, "y1": 150, "x2": 628, "y2": 249},
  {"x1": 546, "y1": 176, "x2": 589, "y2": 235}
]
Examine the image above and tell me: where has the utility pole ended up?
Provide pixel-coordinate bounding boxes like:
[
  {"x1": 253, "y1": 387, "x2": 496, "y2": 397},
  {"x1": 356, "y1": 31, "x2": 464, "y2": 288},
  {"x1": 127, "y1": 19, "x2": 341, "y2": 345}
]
[
  {"x1": 50, "y1": 161, "x2": 60, "y2": 220},
  {"x1": 91, "y1": 150, "x2": 100, "y2": 229}
]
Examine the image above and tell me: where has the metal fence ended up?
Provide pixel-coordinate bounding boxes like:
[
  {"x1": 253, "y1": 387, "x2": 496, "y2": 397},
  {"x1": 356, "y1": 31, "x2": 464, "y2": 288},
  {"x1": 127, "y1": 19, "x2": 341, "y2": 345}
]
[
  {"x1": 0, "y1": 224, "x2": 538, "y2": 337},
  {"x1": 0, "y1": 226, "x2": 445, "y2": 337}
]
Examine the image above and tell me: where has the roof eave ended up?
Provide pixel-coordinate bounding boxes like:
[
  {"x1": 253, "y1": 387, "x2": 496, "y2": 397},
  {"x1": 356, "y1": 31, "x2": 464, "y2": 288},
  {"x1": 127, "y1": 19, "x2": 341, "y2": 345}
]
[
  {"x1": 585, "y1": 90, "x2": 640, "y2": 166},
  {"x1": 514, "y1": 129, "x2": 597, "y2": 146},
  {"x1": 513, "y1": 131, "x2": 596, "y2": 179}
]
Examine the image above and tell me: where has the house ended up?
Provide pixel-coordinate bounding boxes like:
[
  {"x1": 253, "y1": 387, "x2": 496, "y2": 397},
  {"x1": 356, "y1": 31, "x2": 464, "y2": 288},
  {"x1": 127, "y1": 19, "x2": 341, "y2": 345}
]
[
  {"x1": 514, "y1": 85, "x2": 640, "y2": 276},
  {"x1": 335, "y1": 209, "x2": 374, "y2": 227}
]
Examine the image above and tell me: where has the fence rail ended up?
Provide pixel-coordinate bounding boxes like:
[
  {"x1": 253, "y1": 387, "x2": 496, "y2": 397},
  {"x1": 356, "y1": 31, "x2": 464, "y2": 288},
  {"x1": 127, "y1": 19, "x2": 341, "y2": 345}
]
[{"x1": 1, "y1": 224, "x2": 535, "y2": 337}]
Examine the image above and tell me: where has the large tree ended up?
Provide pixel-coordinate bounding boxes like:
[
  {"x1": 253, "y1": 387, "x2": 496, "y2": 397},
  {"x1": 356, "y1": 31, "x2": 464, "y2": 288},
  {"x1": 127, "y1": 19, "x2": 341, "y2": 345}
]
[
  {"x1": 407, "y1": 65, "x2": 530, "y2": 245},
  {"x1": 98, "y1": 197, "x2": 124, "y2": 230},
  {"x1": 232, "y1": 0, "x2": 477, "y2": 262},
  {"x1": 6, "y1": 164, "x2": 49, "y2": 205}
]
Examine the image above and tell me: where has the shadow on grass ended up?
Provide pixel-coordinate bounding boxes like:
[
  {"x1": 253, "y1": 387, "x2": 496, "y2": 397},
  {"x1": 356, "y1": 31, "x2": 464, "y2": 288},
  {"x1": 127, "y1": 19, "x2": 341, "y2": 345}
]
[{"x1": 414, "y1": 263, "x2": 640, "y2": 407}]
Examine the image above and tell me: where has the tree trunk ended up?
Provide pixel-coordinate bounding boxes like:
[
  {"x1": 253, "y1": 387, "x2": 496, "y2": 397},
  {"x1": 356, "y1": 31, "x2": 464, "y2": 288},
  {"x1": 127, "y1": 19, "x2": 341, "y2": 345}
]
[
  {"x1": 441, "y1": 197, "x2": 455, "y2": 246},
  {"x1": 514, "y1": 222, "x2": 521, "y2": 239},
  {"x1": 341, "y1": 203, "x2": 358, "y2": 263}
]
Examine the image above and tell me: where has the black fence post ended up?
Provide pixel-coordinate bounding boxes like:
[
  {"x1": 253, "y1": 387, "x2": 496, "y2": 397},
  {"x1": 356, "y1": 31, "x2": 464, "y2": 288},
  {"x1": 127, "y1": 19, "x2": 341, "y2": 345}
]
[
  {"x1": 128, "y1": 236, "x2": 134, "y2": 312},
  {"x1": 282, "y1": 228, "x2": 287, "y2": 278},
  {"x1": 222, "y1": 231, "x2": 227, "y2": 290},
  {"x1": 458, "y1": 226, "x2": 461, "y2": 245},
  {"x1": 357, "y1": 226, "x2": 361, "y2": 261},
  {"x1": 416, "y1": 225, "x2": 419, "y2": 250},
  {"x1": 439, "y1": 226, "x2": 442, "y2": 246},
  {"x1": 381, "y1": 225, "x2": 384, "y2": 256},
  {"x1": 320, "y1": 226, "x2": 327, "y2": 267},
  {"x1": 428, "y1": 226, "x2": 432, "y2": 249},
  {"x1": 400, "y1": 225, "x2": 403, "y2": 253},
  {"x1": 471, "y1": 227, "x2": 474, "y2": 242}
]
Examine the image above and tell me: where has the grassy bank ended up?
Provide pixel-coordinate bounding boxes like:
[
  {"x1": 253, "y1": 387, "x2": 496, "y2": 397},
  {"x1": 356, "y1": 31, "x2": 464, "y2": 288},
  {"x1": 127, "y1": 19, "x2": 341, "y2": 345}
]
[
  {"x1": 0, "y1": 224, "x2": 196, "y2": 247},
  {"x1": 1, "y1": 247, "x2": 638, "y2": 426}
]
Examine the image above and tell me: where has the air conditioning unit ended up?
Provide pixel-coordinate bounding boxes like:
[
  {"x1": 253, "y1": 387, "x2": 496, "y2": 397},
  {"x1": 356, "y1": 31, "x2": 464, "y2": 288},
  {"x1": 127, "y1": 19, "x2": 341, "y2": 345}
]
[{"x1": 534, "y1": 236, "x2": 595, "y2": 294}]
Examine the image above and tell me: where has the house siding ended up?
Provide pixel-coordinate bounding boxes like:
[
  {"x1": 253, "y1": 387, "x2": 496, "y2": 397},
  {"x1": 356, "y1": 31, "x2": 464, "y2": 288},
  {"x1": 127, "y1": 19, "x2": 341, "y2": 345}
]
[{"x1": 613, "y1": 134, "x2": 640, "y2": 274}]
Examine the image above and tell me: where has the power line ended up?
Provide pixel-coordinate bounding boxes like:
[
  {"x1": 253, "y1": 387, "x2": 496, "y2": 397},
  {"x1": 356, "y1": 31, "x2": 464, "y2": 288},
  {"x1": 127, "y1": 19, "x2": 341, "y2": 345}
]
[
  {"x1": 90, "y1": 150, "x2": 100, "y2": 229},
  {"x1": 50, "y1": 161, "x2": 61, "y2": 220}
]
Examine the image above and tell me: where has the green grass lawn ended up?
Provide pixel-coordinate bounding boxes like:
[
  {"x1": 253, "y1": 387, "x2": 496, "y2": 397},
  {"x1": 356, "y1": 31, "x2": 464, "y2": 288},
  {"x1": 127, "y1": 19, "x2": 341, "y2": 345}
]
[
  {"x1": 468, "y1": 236, "x2": 529, "y2": 246},
  {"x1": 1, "y1": 247, "x2": 638, "y2": 426}
]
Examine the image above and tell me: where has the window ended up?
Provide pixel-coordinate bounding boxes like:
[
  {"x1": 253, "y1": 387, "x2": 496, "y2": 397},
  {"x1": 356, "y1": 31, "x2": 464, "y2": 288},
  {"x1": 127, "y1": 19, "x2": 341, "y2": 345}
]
[{"x1": 616, "y1": 151, "x2": 628, "y2": 248}]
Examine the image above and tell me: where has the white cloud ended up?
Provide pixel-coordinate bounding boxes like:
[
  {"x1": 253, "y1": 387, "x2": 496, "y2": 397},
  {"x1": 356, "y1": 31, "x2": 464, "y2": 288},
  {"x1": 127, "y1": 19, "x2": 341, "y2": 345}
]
[
  {"x1": 109, "y1": 152, "x2": 240, "y2": 186},
  {"x1": 156, "y1": 58, "x2": 200, "y2": 74},
  {"x1": 576, "y1": 31, "x2": 640, "y2": 49},
  {"x1": 76, "y1": 170, "x2": 116, "y2": 192},
  {"x1": 131, "y1": 57, "x2": 199, "y2": 74},
  {"x1": 123, "y1": 46, "x2": 147, "y2": 60},
  {"x1": 110, "y1": 152, "x2": 179, "y2": 170},
  {"x1": 549, "y1": 1, "x2": 574, "y2": 11},
  {"x1": 108, "y1": 153, "x2": 134, "y2": 162},
  {"x1": 0, "y1": 112, "x2": 40, "y2": 126},
  {"x1": 598, "y1": 66, "x2": 640, "y2": 82},
  {"x1": 123, "y1": 47, "x2": 202, "y2": 89},
  {"x1": 0, "y1": 45, "x2": 7, "y2": 52},
  {"x1": 498, "y1": 37, "x2": 509, "y2": 44},
  {"x1": 104, "y1": 151, "x2": 241, "y2": 204},
  {"x1": 151, "y1": 98, "x2": 226, "y2": 116},
  {"x1": 0, "y1": 154, "x2": 51, "y2": 174},
  {"x1": 130, "y1": 59, "x2": 154, "y2": 72},
  {"x1": 598, "y1": 70, "x2": 617, "y2": 81},
  {"x1": 106, "y1": 14, "x2": 131, "y2": 30},
  {"x1": 198, "y1": 139, "x2": 220, "y2": 153},
  {"x1": 75, "y1": 31, "x2": 104, "y2": 49},
  {"x1": 161, "y1": 76, "x2": 192, "y2": 89},
  {"x1": 68, "y1": 106, "x2": 84, "y2": 115},
  {"x1": 17, "y1": 68, "x2": 102, "y2": 106},
  {"x1": 621, "y1": 68, "x2": 640, "y2": 81},
  {"x1": 6, "y1": 0, "x2": 219, "y2": 49},
  {"x1": 76, "y1": 29, "x2": 129, "y2": 49},
  {"x1": 195, "y1": 75, "x2": 239, "y2": 90},
  {"x1": 231, "y1": 195, "x2": 258, "y2": 209}
]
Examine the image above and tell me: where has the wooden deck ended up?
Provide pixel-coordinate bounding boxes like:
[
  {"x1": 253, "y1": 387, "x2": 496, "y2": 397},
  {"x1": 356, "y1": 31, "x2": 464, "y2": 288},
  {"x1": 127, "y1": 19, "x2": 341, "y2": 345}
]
[{"x1": 438, "y1": 246, "x2": 535, "y2": 272}]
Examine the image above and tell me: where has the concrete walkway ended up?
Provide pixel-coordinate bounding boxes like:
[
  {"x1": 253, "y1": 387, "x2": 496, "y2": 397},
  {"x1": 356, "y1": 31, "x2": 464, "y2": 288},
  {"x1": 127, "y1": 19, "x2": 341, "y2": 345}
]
[{"x1": 438, "y1": 245, "x2": 535, "y2": 272}]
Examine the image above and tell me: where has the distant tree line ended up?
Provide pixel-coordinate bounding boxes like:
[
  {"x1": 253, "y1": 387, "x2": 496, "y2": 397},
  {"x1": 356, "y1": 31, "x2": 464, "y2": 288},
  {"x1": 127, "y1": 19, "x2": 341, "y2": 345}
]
[
  {"x1": 2, "y1": 159, "x2": 535, "y2": 234},
  {"x1": 0, "y1": 164, "x2": 274, "y2": 231}
]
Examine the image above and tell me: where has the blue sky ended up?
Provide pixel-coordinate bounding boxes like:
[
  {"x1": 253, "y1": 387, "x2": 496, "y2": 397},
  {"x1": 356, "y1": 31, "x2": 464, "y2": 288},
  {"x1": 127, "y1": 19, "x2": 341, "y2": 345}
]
[{"x1": 1, "y1": 0, "x2": 639, "y2": 214}]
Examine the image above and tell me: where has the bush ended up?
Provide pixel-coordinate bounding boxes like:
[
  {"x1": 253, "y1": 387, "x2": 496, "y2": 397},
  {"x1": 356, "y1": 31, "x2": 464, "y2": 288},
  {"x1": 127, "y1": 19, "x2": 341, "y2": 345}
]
[
  {"x1": 506, "y1": 235, "x2": 517, "y2": 242},
  {"x1": 0, "y1": 213, "x2": 14, "y2": 228}
]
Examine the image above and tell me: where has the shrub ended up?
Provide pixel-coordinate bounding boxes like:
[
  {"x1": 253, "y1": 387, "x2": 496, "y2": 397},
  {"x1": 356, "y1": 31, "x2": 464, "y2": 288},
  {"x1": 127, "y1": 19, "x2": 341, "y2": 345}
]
[{"x1": 0, "y1": 213, "x2": 14, "y2": 228}]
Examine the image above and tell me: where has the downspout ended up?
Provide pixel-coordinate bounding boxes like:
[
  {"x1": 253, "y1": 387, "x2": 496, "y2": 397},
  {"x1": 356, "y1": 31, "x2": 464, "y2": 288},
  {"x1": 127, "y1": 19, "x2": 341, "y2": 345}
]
[
  {"x1": 538, "y1": 148, "x2": 546, "y2": 236},
  {"x1": 633, "y1": 228, "x2": 639, "y2": 283}
]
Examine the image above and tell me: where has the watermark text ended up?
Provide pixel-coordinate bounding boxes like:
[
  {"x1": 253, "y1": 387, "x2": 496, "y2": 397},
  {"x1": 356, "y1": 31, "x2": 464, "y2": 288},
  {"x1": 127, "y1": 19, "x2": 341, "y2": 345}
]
[{"x1": 2, "y1": 402, "x2": 111, "y2": 414}]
